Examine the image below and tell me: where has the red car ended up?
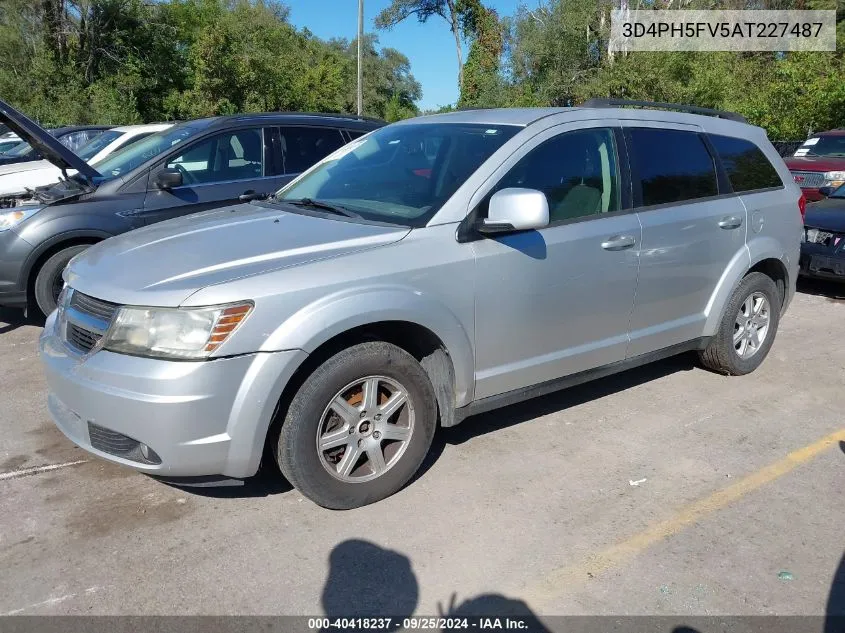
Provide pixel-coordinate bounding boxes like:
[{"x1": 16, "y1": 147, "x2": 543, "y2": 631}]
[{"x1": 784, "y1": 129, "x2": 845, "y2": 201}]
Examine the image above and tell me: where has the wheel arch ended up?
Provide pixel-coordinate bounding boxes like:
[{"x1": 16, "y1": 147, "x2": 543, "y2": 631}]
[{"x1": 22, "y1": 230, "x2": 111, "y2": 302}]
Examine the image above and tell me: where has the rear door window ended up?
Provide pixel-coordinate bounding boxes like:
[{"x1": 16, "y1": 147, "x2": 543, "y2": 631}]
[
  {"x1": 627, "y1": 128, "x2": 718, "y2": 207},
  {"x1": 708, "y1": 134, "x2": 783, "y2": 192},
  {"x1": 278, "y1": 127, "x2": 345, "y2": 175}
]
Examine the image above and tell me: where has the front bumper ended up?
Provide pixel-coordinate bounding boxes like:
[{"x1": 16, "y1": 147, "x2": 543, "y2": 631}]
[
  {"x1": 39, "y1": 311, "x2": 307, "y2": 478},
  {"x1": 799, "y1": 243, "x2": 845, "y2": 282}
]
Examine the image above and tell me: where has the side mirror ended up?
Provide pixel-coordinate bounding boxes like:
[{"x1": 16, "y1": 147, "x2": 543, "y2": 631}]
[
  {"x1": 155, "y1": 167, "x2": 183, "y2": 190},
  {"x1": 818, "y1": 186, "x2": 833, "y2": 198},
  {"x1": 479, "y1": 188, "x2": 550, "y2": 234}
]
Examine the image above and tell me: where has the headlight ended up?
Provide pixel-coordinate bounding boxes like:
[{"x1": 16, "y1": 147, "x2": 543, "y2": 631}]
[
  {"x1": 0, "y1": 206, "x2": 41, "y2": 231},
  {"x1": 102, "y1": 301, "x2": 253, "y2": 359},
  {"x1": 824, "y1": 171, "x2": 845, "y2": 187}
]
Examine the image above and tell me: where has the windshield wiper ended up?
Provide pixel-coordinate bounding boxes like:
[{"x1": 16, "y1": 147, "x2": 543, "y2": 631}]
[{"x1": 284, "y1": 197, "x2": 361, "y2": 218}]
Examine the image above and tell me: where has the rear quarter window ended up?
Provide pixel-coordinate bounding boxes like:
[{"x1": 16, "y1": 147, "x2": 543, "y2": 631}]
[{"x1": 709, "y1": 134, "x2": 783, "y2": 192}]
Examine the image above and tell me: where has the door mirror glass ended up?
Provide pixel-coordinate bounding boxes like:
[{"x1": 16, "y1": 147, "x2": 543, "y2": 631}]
[
  {"x1": 155, "y1": 167, "x2": 183, "y2": 189},
  {"x1": 818, "y1": 186, "x2": 833, "y2": 198},
  {"x1": 480, "y1": 188, "x2": 549, "y2": 234}
]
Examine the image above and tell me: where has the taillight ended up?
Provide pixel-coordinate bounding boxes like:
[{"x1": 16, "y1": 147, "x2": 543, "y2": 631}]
[{"x1": 798, "y1": 193, "x2": 806, "y2": 221}]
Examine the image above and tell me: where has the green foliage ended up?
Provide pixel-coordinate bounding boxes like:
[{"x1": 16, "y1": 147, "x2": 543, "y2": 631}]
[{"x1": 0, "y1": 0, "x2": 421, "y2": 126}]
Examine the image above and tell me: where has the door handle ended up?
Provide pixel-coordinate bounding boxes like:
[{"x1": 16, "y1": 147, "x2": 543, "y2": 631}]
[
  {"x1": 718, "y1": 215, "x2": 743, "y2": 229},
  {"x1": 601, "y1": 235, "x2": 636, "y2": 251}
]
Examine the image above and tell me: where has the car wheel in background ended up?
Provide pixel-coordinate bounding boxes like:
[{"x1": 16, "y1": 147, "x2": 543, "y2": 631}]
[
  {"x1": 699, "y1": 271, "x2": 781, "y2": 376},
  {"x1": 33, "y1": 244, "x2": 90, "y2": 317},
  {"x1": 277, "y1": 341, "x2": 437, "y2": 509}
]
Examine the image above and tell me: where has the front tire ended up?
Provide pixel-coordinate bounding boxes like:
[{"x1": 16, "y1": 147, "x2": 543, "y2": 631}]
[
  {"x1": 699, "y1": 272, "x2": 781, "y2": 375},
  {"x1": 33, "y1": 245, "x2": 90, "y2": 317},
  {"x1": 277, "y1": 341, "x2": 437, "y2": 509}
]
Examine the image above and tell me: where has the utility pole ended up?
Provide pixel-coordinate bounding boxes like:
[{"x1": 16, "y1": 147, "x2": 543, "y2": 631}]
[{"x1": 357, "y1": 0, "x2": 364, "y2": 116}]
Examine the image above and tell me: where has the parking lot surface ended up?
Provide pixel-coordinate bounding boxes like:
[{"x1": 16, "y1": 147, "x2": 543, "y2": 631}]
[{"x1": 1, "y1": 280, "x2": 844, "y2": 619}]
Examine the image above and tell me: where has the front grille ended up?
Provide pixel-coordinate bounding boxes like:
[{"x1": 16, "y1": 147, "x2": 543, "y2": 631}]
[
  {"x1": 63, "y1": 291, "x2": 119, "y2": 353},
  {"x1": 790, "y1": 171, "x2": 827, "y2": 188},
  {"x1": 66, "y1": 322, "x2": 101, "y2": 353},
  {"x1": 70, "y1": 292, "x2": 118, "y2": 321}
]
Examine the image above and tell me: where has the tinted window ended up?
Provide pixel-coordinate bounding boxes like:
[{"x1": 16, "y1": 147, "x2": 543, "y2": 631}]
[
  {"x1": 76, "y1": 130, "x2": 122, "y2": 161},
  {"x1": 278, "y1": 123, "x2": 519, "y2": 227},
  {"x1": 165, "y1": 128, "x2": 264, "y2": 184},
  {"x1": 346, "y1": 130, "x2": 367, "y2": 140},
  {"x1": 629, "y1": 128, "x2": 718, "y2": 206},
  {"x1": 280, "y1": 127, "x2": 345, "y2": 174},
  {"x1": 794, "y1": 135, "x2": 845, "y2": 158},
  {"x1": 491, "y1": 128, "x2": 620, "y2": 223},
  {"x1": 709, "y1": 134, "x2": 782, "y2": 192}
]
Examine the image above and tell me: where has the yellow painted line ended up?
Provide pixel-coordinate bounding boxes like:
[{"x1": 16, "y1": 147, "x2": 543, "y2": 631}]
[{"x1": 525, "y1": 428, "x2": 845, "y2": 606}]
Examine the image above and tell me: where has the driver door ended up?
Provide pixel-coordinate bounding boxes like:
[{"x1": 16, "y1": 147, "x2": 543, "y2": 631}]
[{"x1": 140, "y1": 127, "x2": 283, "y2": 225}]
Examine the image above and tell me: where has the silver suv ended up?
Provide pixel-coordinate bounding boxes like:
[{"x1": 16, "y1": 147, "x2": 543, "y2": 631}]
[{"x1": 39, "y1": 101, "x2": 802, "y2": 509}]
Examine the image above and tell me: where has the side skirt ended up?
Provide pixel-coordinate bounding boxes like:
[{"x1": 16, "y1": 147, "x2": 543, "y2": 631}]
[{"x1": 453, "y1": 337, "x2": 711, "y2": 425}]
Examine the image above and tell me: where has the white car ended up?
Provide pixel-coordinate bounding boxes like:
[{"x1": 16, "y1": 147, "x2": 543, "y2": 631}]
[
  {"x1": 0, "y1": 123, "x2": 172, "y2": 196},
  {"x1": 0, "y1": 133, "x2": 21, "y2": 154}
]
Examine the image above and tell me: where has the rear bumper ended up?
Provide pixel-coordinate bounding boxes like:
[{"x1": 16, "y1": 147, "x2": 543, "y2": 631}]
[{"x1": 39, "y1": 311, "x2": 307, "y2": 478}]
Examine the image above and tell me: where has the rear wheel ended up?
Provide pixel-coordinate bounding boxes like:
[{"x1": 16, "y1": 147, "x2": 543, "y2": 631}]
[
  {"x1": 33, "y1": 245, "x2": 91, "y2": 317},
  {"x1": 699, "y1": 272, "x2": 781, "y2": 375},
  {"x1": 277, "y1": 341, "x2": 437, "y2": 509}
]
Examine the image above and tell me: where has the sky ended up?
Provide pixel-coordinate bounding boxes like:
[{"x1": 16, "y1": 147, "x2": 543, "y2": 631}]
[{"x1": 286, "y1": 0, "x2": 541, "y2": 111}]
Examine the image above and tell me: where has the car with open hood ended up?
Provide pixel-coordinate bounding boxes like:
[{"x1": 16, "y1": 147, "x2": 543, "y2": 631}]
[
  {"x1": 0, "y1": 123, "x2": 173, "y2": 198},
  {"x1": 39, "y1": 100, "x2": 802, "y2": 509},
  {"x1": 800, "y1": 183, "x2": 845, "y2": 281},
  {"x1": 0, "y1": 99, "x2": 383, "y2": 316},
  {"x1": 784, "y1": 129, "x2": 845, "y2": 202}
]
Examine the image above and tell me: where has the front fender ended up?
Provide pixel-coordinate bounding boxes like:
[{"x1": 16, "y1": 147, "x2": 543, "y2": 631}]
[{"x1": 259, "y1": 285, "x2": 476, "y2": 407}]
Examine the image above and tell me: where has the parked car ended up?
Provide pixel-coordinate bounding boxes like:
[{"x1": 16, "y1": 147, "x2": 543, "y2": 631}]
[
  {"x1": 39, "y1": 100, "x2": 801, "y2": 509},
  {"x1": 0, "y1": 132, "x2": 21, "y2": 154},
  {"x1": 784, "y1": 129, "x2": 845, "y2": 202},
  {"x1": 0, "y1": 125, "x2": 110, "y2": 167},
  {"x1": 0, "y1": 123, "x2": 173, "y2": 198},
  {"x1": 800, "y1": 183, "x2": 845, "y2": 281},
  {"x1": 0, "y1": 99, "x2": 383, "y2": 316}
]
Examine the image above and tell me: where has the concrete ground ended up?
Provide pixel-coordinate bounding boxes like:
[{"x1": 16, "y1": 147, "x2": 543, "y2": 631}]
[{"x1": 0, "y1": 279, "x2": 843, "y2": 623}]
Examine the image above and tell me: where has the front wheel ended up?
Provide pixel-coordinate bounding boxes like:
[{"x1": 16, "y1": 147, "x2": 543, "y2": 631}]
[
  {"x1": 33, "y1": 245, "x2": 91, "y2": 317},
  {"x1": 277, "y1": 341, "x2": 437, "y2": 509},
  {"x1": 699, "y1": 272, "x2": 781, "y2": 375}
]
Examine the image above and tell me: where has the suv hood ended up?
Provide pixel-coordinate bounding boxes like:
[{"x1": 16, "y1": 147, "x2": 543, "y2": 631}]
[
  {"x1": 784, "y1": 155, "x2": 845, "y2": 172},
  {"x1": 65, "y1": 203, "x2": 411, "y2": 307},
  {"x1": 0, "y1": 99, "x2": 101, "y2": 181}
]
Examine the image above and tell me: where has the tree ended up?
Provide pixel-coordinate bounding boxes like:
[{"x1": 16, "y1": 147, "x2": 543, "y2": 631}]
[{"x1": 375, "y1": 0, "x2": 465, "y2": 89}]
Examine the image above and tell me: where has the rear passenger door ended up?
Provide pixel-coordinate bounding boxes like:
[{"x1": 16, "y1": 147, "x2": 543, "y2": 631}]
[
  {"x1": 624, "y1": 123, "x2": 748, "y2": 357},
  {"x1": 142, "y1": 126, "x2": 280, "y2": 224}
]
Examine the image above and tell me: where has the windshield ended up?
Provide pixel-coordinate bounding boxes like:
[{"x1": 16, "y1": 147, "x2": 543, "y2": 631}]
[
  {"x1": 89, "y1": 124, "x2": 205, "y2": 183},
  {"x1": 5, "y1": 141, "x2": 33, "y2": 157},
  {"x1": 0, "y1": 140, "x2": 20, "y2": 154},
  {"x1": 276, "y1": 123, "x2": 521, "y2": 227},
  {"x1": 795, "y1": 135, "x2": 845, "y2": 158},
  {"x1": 76, "y1": 130, "x2": 122, "y2": 162}
]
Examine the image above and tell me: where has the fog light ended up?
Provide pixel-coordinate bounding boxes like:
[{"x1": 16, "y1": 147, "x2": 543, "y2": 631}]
[{"x1": 139, "y1": 443, "x2": 161, "y2": 464}]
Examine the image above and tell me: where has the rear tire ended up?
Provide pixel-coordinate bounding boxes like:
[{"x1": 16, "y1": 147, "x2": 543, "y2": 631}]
[
  {"x1": 277, "y1": 341, "x2": 437, "y2": 509},
  {"x1": 33, "y1": 245, "x2": 90, "y2": 317},
  {"x1": 699, "y1": 272, "x2": 781, "y2": 375}
]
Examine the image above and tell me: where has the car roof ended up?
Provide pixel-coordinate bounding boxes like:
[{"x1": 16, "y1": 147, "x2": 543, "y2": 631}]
[
  {"x1": 49, "y1": 125, "x2": 113, "y2": 134},
  {"x1": 397, "y1": 107, "x2": 758, "y2": 130},
  {"x1": 193, "y1": 112, "x2": 385, "y2": 131},
  {"x1": 111, "y1": 123, "x2": 174, "y2": 134},
  {"x1": 814, "y1": 129, "x2": 845, "y2": 137}
]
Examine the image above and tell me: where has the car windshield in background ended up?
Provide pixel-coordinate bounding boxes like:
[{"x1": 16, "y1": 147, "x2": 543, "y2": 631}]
[
  {"x1": 4, "y1": 141, "x2": 33, "y2": 157},
  {"x1": 88, "y1": 125, "x2": 205, "y2": 183},
  {"x1": 797, "y1": 135, "x2": 845, "y2": 157},
  {"x1": 75, "y1": 130, "x2": 122, "y2": 162},
  {"x1": 276, "y1": 123, "x2": 521, "y2": 227}
]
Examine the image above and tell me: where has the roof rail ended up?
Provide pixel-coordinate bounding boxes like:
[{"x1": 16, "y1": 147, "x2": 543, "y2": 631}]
[
  {"x1": 581, "y1": 98, "x2": 747, "y2": 123},
  {"x1": 227, "y1": 111, "x2": 386, "y2": 124}
]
